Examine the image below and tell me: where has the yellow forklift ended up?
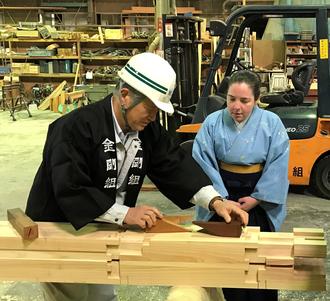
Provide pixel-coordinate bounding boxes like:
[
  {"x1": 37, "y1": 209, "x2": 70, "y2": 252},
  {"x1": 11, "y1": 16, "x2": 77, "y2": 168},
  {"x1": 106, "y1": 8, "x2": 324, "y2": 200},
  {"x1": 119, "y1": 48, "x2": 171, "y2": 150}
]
[{"x1": 177, "y1": 5, "x2": 330, "y2": 199}]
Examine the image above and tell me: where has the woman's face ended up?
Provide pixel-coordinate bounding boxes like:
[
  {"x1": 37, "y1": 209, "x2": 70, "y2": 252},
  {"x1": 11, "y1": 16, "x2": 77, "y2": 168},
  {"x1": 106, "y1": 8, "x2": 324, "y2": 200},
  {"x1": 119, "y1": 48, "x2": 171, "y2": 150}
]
[{"x1": 226, "y1": 82, "x2": 257, "y2": 123}]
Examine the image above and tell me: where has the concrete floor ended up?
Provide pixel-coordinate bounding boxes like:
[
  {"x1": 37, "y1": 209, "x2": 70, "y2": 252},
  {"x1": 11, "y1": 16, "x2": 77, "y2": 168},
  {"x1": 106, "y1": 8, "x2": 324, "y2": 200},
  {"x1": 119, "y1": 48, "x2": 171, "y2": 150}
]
[{"x1": 0, "y1": 107, "x2": 329, "y2": 300}]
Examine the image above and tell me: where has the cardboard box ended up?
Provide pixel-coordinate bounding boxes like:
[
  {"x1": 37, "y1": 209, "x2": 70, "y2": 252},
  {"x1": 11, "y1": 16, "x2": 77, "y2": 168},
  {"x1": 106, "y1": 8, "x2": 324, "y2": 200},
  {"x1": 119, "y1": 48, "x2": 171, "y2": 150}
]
[
  {"x1": 57, "y1": 48, "x2": 73, "y2": 56},
  {"x1": 16, "y1": 30, "x2": 39, "y2": 38},
  {"x1": 252, "y1": 40, "x2": 285, "y2": 69},
  {"x1": 11, "y1": 63, "x2": 31, "y2": 74},
  {"x1": 28, "y1": 65, "x2": 40, "y2": 74},
  {"x1": 4, "y1": 75, "x2": 11, "y2": 83},
  {"x1": 104, "y1": 29, "x2": 123, "y2": 40},
  {"x1": 11, "y1": 75, "x2": 20, "y2": 82}
]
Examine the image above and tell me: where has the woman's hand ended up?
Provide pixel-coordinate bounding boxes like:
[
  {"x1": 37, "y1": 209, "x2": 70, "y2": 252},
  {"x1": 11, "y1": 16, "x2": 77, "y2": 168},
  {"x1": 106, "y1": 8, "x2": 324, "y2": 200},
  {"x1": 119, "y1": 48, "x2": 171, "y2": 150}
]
[
  {"x1": 211, "y1": 198, "x2": 249, "y2": 226},
  {"x1": 238, "y1": 196, "x2": 260, "y2": 212},
  {"x1": 124, "y1": 205, "x2": 163, "y2": 229}
]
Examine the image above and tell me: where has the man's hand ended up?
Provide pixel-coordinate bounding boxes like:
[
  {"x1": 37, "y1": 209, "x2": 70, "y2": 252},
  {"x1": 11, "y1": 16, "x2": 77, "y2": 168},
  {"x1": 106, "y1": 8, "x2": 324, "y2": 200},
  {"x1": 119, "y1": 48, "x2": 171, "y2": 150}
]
[
  {"x1": 211, "y1": 198, "x2": 248, "y2": 226},
  {"x1": 238, "y1": 196, "x2": 260, "y2": 212},
  {"x1": 124, "y1": 205, "x2": 163, "y2": 229},
  {"x1": 224, "y1": 200, "x2": 241, "y2": 208}
]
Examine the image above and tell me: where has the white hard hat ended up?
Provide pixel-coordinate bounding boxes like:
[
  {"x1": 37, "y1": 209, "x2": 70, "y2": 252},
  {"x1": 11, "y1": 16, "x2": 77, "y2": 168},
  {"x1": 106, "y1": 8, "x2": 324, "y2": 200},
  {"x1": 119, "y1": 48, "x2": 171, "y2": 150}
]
[{"x1": 118, "y1": 52, "x2": 176, "y2": 114}]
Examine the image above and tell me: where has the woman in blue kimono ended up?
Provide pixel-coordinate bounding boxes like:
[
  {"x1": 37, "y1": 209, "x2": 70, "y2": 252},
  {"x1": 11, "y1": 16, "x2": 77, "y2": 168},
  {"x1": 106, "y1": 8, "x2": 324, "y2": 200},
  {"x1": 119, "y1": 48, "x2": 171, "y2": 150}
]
[{"x1": 192, "y1": 70, "x2": 290, "y2": 301}]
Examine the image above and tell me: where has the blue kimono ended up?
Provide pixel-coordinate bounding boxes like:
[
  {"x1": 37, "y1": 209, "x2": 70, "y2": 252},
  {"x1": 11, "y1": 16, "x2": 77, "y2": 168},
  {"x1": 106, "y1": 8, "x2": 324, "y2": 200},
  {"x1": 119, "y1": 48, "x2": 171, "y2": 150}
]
[{"x1": 192, "y1": 106, "x2": 289, "y2": 231}]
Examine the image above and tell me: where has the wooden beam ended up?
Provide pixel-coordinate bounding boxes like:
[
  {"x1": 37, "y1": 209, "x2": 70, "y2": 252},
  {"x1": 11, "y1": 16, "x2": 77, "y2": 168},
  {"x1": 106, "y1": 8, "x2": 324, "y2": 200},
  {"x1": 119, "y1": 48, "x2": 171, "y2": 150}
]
[
  {"x1": 141, "y1": 183, "x2": 158, "y2": 191},
  {"x1": 38, "y1": 80, "x2": 66, "y2": 111},
  {"x1": 98, "y1": 26, "x2": 104, "y2": 44},
  {"x1": 72, "y1": 63, "x2": 80, "y2": 92},
  {"x1": 0, "y1": 221, "x2": 326, "y2": 291},
  {"x1": 7, "y1": 208, "x2": 38, "y2": 240},
  {"x1": 0, "y1": 6, "x2": 66, "y2": 11},
  {"x1": 122, "y1": 6, "x2": 202, "y2": 14}
]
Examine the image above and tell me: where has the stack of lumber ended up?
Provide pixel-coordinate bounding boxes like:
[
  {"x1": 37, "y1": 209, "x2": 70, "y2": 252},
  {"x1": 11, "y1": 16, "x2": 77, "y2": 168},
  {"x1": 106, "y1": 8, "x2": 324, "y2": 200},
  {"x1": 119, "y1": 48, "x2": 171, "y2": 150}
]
[
  {"x1": 0, "y1": 221, "x2": 326, "y2": 290},
  {"x1": 38, "y1": 80, "x2": 66, "y2": 111},
  {"x1": 38, "y1": 80, "x2": 86, "y2": 113}
]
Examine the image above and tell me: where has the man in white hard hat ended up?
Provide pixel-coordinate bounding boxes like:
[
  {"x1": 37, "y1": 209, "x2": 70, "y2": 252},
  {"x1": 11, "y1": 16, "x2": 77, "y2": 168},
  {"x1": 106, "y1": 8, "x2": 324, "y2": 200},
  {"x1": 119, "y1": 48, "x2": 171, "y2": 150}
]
[{"x1": 26, "y1": 52, "x2": 248, "y2": 301}]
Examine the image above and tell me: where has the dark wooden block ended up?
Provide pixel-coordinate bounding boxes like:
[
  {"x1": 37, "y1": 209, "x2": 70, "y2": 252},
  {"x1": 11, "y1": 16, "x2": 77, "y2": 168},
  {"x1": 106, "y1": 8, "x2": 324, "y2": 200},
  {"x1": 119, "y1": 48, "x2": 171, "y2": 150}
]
[
  {"x1": 146, "y1": 218, "x2": 190, "y2": 233},
  {"x1": 193, "y1": 220, "x2": 242, "y2": 237}
]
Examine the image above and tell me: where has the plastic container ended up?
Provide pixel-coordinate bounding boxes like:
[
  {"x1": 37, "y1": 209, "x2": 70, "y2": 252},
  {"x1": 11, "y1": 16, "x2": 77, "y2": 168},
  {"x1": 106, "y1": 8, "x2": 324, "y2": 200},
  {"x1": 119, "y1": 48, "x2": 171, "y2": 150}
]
[{"x1": 284, "y1": 32, "x2": 299, "y2": 41}]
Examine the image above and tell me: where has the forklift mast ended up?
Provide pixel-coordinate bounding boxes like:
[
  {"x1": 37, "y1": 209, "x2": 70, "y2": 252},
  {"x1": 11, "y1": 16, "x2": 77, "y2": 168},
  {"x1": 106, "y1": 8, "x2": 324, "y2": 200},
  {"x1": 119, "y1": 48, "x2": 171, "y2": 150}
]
[
  {"x1": 194, "y1": 5, "x2": 330, "y2": 123},
  {"x1": 162, "y1": 14, "x2": 203, "y2": 138}
]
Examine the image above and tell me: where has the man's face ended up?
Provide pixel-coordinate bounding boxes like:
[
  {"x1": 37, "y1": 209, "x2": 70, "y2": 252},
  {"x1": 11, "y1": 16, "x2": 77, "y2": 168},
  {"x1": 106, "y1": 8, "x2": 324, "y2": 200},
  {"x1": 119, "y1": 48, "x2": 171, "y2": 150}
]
[
  {"x1": 226, "y1": 82, "x2": 256, "y2": 123},
  {"x1": 126, "y1": 98, "x2": 159, "y2": 131}
]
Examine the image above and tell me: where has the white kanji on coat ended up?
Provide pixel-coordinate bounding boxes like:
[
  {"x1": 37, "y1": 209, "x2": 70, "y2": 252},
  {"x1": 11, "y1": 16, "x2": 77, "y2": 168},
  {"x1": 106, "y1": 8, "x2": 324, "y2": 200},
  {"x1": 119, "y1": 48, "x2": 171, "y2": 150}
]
[
  {"x1": 102, "y1": 138, "x2": 115, "y2": 152},
  {"x1": 106, "y1": 158, "x2": 117, "y2": 171},
  {"x1": 133, "y1": 139, "x2": 143, "y2": 150},
  {"x1": 131, "y1": 157, "x2": 143, "y2": 169},
  {"x1": 104, "y1": 177, "x2": 116, "y2": 188},
  {"x1": 128, "y1": 174, "x2": 140, "y2": 185}
]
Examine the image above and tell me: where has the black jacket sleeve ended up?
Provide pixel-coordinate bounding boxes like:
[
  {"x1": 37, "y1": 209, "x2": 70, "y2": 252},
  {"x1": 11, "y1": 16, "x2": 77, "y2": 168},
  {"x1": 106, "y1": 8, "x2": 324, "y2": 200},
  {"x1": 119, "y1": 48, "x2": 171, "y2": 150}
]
[{"x1": 144, "y1": 122, "x2": 212, "y2": 209}]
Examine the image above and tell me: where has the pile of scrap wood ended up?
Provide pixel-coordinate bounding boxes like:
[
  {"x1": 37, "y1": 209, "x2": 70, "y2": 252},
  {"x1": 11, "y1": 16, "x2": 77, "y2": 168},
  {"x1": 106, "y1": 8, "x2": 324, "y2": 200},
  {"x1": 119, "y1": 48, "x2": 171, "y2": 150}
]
[{"x1": 38, "y1": 80, "x2": 87, "y2": 114}]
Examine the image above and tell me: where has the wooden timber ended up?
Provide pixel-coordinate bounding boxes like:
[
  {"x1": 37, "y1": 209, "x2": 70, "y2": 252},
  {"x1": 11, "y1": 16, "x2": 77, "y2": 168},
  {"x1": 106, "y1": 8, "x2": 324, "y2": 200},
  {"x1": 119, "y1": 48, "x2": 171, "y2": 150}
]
[
  {"x1": 38, "y1": 80, "x2": 67, "y2": 111},
  {"x1": 7, "y1": 208, "x2": 38, "y2": 240},
  {"x1": 0, "y1": 221, "x2": 326, "y2": 291}
]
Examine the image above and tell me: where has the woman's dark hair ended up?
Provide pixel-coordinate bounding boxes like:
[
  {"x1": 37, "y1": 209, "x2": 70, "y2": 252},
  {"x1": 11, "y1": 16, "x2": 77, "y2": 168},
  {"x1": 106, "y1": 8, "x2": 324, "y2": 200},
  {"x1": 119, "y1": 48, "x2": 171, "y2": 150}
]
[{"x1": 228, "y1": 70, "x2": 261, "y2": 100}]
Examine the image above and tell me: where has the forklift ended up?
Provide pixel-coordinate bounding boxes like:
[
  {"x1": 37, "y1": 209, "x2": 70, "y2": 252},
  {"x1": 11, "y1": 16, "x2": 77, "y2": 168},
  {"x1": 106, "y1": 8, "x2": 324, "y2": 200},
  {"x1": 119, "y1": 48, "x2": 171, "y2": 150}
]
[{"x1": 177, "y1": 5, "x2": 330, "y2": 199}]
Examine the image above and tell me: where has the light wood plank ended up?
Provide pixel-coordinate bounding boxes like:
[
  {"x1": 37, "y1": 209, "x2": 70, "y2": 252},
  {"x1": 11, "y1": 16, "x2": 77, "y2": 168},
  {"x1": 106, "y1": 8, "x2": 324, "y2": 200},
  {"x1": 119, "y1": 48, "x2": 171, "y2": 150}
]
[{"x1": 0, "y1": 221, "x2": 326, "y2": 290}]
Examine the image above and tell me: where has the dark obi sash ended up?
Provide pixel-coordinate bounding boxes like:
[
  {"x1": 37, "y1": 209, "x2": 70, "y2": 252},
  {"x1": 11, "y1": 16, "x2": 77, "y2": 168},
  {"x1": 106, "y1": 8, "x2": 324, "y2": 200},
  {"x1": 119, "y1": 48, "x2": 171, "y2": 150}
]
[{"x1": 210, "y1": 162, "x2": 273, "y2": 232}]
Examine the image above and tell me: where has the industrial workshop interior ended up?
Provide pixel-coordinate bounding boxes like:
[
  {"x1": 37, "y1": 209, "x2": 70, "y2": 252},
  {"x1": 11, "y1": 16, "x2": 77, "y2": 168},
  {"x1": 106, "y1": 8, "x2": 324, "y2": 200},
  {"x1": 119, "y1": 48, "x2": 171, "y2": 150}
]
[{"x1": 0, "y1": 0, "x2": 329, "y2": 300}]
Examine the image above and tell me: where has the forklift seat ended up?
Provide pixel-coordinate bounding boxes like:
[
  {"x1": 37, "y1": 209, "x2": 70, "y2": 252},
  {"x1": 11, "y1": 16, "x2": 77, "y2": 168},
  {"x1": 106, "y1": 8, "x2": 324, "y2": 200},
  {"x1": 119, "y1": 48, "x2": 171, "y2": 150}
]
[
  {"x1": 216, "y1": 76, "x2": 230, "y2": 98},
  {"x1": 260, "y1": 61, "x2": 316, "y2": 107},
  {"x1": 180, "y1": 139, "x2": 194, "y2": 155},
  {"x1": 291, "y1": 61, "x2": 317, "y2": 96}
]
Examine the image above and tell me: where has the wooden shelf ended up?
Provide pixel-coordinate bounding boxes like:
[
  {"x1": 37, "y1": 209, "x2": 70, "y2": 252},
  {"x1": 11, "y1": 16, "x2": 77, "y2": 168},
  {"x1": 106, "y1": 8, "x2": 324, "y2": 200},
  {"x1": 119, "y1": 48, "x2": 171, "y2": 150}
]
[
  {"x1": 8, "y1": 38, "x2": 78, "y2": 43},
  {"x1": 254, "y1": 69, "x2": 285, "y2": 73},
  {"x1": 18, "y1": 73, "x2": 76, "y2": 78},
  {"x1": 3, "y1": 35, "x2": 147, "y2": 90},
  {"x1": 12, "y1": 55, "x2": 79, "y2": 60},
  {"x1": 93, "y1": 74, "x2": 118, "y2": 78},
  {"x1": 286, "y1": 40, "x2": 316, "y2": 43},
  {"x1": 286, "y1": 53, "x2": 316, "y2": 58},
  {"x1": 81, "y1": 56, "x2": 131, "y2": 60},
  {"x1": 80, "y1": 39, "x2": 148, "y2": 43}
]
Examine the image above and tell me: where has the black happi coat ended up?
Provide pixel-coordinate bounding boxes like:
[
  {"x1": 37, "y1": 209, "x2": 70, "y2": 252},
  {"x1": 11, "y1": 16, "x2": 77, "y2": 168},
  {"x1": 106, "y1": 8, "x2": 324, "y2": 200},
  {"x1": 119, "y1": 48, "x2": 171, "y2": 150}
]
[{"x1": 26, "y1": 95, "x2": 212, "y2": 230}]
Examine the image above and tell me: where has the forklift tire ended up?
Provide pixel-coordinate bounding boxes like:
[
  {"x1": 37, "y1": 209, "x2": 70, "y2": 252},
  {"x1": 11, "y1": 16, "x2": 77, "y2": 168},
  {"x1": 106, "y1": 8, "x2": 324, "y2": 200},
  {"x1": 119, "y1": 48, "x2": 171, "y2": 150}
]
[{"x1": 311, "y1": 155, "x2": 330, "y2": 199}]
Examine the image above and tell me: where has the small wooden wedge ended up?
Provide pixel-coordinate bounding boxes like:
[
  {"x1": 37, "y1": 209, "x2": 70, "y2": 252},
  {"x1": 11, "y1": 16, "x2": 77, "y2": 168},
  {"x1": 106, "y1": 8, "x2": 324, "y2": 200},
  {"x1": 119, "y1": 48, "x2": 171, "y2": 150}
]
[{"x1": 146, "y1": 217, "x2": 190, "y2": 233}]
